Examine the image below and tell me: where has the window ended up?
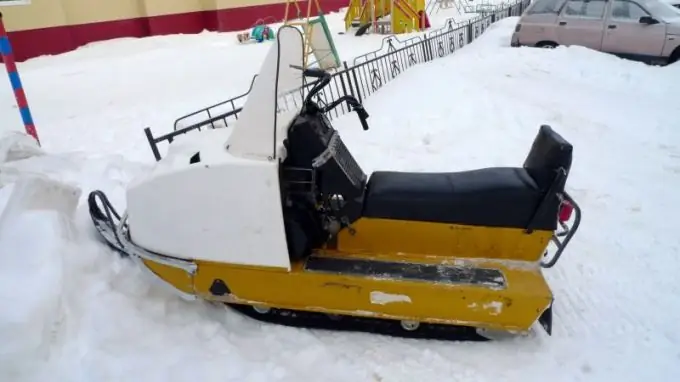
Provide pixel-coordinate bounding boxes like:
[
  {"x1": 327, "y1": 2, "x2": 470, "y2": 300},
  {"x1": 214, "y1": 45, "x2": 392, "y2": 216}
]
[
  {"x1": 561, "y1": 0, "x2": 607, "y2": 19},
  {"x1": 646, "y1": 1, "x2": 680, "y2": 22},
  {"x1": 0, "y1": 0, "x2": 31, "y2": 5},
  {"x1": 610, "y1": 0, "x2": 650, "y2": 20},
  {"x1": 526, "y1": 0, "x2": 564, "y2": 14}
]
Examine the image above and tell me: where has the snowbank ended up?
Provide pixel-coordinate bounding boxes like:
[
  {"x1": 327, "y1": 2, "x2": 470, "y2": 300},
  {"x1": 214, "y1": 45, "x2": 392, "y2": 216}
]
[
  {"x1": 0, "y1": 176, "x2": 81, "y2": 380},
  {"x1": 0, "y1": 131, "x2": 43, "y2": 165}
]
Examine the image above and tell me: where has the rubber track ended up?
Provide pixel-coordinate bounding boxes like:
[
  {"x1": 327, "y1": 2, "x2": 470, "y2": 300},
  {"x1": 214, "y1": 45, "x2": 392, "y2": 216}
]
[{"x1": 226, "y1": 303, "x2": 489, "y2": 342}]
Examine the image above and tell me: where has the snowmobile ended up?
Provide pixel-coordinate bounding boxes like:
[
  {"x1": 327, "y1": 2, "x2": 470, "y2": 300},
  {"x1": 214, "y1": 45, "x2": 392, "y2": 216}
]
[{"x1": 88, "y1": 26, "x2": 581, "y2": 341}]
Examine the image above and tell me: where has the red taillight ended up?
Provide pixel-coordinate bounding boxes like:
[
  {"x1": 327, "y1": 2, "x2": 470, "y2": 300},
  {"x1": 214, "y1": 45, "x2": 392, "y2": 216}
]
[{"x1": 558, "y1": 201, "x2": 574, "y2": 223}]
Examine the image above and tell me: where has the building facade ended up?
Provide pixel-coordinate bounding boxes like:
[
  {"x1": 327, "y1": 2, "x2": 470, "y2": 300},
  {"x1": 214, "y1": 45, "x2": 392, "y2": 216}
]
[{"x1": 0, "y1": 0, "x2": 347, "y2": 61}]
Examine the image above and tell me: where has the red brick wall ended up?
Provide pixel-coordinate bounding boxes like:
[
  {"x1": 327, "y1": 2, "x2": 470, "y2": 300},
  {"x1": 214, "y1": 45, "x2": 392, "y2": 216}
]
[{"x1": 4, "y1": 1, "x2": 347, "y2": 62}]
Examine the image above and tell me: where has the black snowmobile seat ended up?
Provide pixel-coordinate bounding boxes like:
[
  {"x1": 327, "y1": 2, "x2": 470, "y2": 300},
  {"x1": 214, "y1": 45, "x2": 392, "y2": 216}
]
[
  {"x1": 361, "y1": 125, "x2": 573, "y2": 231},
  {"x1": 362, "y1": 168, "x2": 544, "y2": 229}
]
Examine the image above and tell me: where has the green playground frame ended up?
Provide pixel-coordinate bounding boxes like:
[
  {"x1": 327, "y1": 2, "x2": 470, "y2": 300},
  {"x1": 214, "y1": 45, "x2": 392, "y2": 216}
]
[{"x1": 310, "y1": 12, "x2": 341, "y2": 69}]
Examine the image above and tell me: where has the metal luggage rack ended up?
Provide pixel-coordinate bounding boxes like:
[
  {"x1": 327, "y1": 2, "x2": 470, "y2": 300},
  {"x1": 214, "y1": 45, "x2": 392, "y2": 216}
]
[
  {"x1": 143, "y1": 76, "x2": 257, "y2": 161},
  {"x1": 143, "y1": 74, "x2": 326, "y2": 162},
  {"x1": 173, "y1": 75, "x2": 258, "y2": 132}
]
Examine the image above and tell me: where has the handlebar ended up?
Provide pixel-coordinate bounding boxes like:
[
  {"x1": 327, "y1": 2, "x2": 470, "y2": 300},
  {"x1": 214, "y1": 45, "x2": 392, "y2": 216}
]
[
  {"x1": 300, "y1": 66, "x2": 332, "y2": 107},
  {"x1": 321, "y1": 96, "x2": 369, "y2": 131},
  {"x1": 300, "y1": 67, "x2": 370, "y2": 131}
]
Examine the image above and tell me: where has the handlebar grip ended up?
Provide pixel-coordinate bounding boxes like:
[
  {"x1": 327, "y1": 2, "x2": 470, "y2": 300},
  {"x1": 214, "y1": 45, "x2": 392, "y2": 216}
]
[
  {"x1": 360, "y1": 117, "x2": 369, "y2": 131},
  {"x1": 355, "y1": 106, "x2": 370, "y2": 131}
]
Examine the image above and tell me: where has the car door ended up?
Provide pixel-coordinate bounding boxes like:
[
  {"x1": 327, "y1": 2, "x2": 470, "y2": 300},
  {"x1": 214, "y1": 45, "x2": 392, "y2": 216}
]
[
  {"x1": 601, "y1": 0, "x2": 668, "y2": 57},
  {"x1": 556, "y1": 0, "x2": 608, "y2": 50}
]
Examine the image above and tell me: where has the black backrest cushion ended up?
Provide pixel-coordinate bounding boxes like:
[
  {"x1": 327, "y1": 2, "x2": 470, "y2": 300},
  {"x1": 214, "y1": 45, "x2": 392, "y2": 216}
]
[{"x1": 523, "y1": 125, "x2": 573, "y2": 191}]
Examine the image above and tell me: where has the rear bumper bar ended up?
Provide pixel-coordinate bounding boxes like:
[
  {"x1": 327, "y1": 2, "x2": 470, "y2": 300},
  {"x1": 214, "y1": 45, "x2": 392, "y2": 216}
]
[{"x1": 541, "y1": 191, "x2": 582, "y2": 268}]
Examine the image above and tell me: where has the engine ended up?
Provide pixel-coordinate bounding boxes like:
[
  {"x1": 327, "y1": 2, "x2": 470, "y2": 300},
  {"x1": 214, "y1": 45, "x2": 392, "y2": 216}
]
[{"x1": 280, "y1": 101, "x2": 368, "y2": 259}]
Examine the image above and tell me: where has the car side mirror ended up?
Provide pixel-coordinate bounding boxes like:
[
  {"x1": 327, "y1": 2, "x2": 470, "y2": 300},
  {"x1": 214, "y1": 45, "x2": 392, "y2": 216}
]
[{"x1": 639, "y1": 16, "x2": 659, "y2": 25}]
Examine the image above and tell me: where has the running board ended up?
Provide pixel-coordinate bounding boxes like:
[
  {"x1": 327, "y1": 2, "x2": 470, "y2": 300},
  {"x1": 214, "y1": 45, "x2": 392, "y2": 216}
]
[{"x1": 304, "y1": 256, "x2": 506, "y2": 289}]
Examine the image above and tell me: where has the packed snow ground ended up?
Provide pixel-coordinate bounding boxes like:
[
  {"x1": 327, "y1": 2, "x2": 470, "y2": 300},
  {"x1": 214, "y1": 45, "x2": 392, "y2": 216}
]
[{"x1": 2, "y1": 13, "x2": 680, "y2": 382}]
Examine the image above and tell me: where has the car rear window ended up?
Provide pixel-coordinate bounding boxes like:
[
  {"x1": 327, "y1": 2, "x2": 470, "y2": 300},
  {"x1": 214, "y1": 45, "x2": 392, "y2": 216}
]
[
  {"x1": 562, "y1": 0, "x2": 608, "y2": 18},
  {"x1": 526, "y1": 0, "x2": 564, "y2": 14}
]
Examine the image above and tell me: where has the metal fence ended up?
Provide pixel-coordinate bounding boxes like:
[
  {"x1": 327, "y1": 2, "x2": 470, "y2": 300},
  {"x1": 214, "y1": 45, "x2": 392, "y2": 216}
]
[{"x1": 145, "y1": 0, "x2": 531, "y2": 161}]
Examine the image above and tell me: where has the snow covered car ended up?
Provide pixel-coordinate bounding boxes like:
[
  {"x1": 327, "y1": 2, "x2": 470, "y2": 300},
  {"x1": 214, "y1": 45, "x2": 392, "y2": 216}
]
[{"x1": 511, "y1": 0, "x2": 680, "y2": 65}]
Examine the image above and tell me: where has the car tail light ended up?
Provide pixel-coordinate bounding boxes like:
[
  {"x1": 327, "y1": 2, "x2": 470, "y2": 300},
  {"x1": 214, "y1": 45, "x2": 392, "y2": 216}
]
[
  {"x1": 558, "y1": 201, "x2": 573, "y2": 223},
  {"x1": 515, "y1": 24, "x2": 521, "y2": 32}
]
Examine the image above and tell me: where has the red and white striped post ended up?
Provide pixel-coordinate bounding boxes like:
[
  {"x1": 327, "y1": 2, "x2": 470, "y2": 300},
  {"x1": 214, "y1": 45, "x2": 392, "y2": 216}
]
[{"x1": 0, "y1": 11, "x2": 40, "y2": 145}]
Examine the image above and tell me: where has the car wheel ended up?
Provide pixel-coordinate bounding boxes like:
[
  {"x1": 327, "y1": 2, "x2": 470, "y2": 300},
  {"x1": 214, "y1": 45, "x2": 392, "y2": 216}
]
[
  {"x1": 670, "y1": 49, "x2": 680, "y2": 64},
  {"x1": 536, "y1": 41, "x2": 558, "y2": 49}
]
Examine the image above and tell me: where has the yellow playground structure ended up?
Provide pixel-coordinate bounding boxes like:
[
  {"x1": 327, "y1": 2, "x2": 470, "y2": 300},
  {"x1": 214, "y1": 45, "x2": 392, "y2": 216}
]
[{"x1": 344, "y1": 0, "x2": 429, "y2": 36}]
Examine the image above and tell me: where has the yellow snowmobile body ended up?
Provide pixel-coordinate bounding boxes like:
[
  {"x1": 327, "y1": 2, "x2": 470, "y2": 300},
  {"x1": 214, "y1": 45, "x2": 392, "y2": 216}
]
[{"x1": 88, "y1": 26, "x2": 580, "y2": 341}]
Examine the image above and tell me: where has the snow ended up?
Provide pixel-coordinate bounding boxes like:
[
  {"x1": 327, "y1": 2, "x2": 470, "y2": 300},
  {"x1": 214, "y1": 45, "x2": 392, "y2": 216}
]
[
  {"x1": 2, "y1": 8, "x2": 680, "y2": 382},
  {"x1": 0, "y1": 177, "x2": 80, "y2": 380},
  {"x1": 0, "y1": 130, "x2": 44, "y2": 166}
]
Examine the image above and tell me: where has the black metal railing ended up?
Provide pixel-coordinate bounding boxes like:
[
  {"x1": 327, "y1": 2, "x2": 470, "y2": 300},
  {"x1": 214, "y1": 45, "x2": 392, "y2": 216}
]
[
  {"x1": 352, "y1": 33, "x2": 426, "y2": 66},
  {"x1": 144, "y1": 0, "x2": 532, "y2": 161},
  {"x1": 172, "y1": 74, "x2": 259, "y2": 132}
]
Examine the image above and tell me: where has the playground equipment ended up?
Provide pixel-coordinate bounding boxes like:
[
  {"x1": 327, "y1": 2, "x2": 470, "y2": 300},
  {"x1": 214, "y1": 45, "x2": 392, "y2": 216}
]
[
  {"x1": 237, "y1": 21, "x2": 276, "y2": 44},
  {"x1": 236, "y1": 0, "x2": 341, "y2": 71},
  {"x1": 345, "y1": 0, "x2": 430, "y2": 36},
  {"x1": 283, "y1": 0, "x2": 341, "y2": 70},
  {"x1": 427, "y1": 0, "x2": 506, "y2": 15},
  {"x1": 425, "y1": 0, "x2": 456, "y2": 15}
]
